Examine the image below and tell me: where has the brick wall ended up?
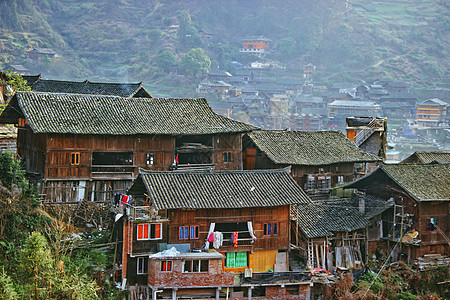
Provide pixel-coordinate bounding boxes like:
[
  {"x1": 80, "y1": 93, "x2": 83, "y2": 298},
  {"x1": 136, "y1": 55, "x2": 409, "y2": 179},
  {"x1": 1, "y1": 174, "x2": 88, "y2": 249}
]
[{"x1": 148, "y1": 258, "x2": 235, "y2": 288}]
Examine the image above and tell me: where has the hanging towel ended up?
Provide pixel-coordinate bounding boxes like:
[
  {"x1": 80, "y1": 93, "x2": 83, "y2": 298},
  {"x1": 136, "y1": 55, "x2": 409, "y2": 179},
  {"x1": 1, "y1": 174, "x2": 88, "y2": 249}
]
[
  {"x1": 247, "y1": 221, "x2": 257, "y2": 239},
  {"x1": 205, "y1": 223, "x2": 216, "y2": 250},
  {"x1": 213, "y1": 232, "x2": 223, "y2": 249},
  {"x1": 232, "y1": 232, "x2": 239, "y2": 247},
  {"x1": 208, "y1": 233, "x2": 214, "y2": 242}
]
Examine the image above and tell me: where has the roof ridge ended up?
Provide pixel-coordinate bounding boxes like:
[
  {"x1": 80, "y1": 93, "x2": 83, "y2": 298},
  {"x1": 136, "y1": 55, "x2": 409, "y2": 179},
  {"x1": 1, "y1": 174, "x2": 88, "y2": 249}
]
[{"x1": 139, "y1": 166, "x2": 291, "y2": 175}]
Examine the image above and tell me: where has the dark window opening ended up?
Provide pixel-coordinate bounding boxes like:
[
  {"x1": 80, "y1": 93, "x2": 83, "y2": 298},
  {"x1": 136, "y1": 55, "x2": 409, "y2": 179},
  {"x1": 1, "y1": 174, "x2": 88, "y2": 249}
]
[
  {"x1": 137, "y1": 257, "x2": 148, "y2": 275},
  {"x1": 92, "y1": 152, "x2": 133, "y2": 165},
  {"x1": 427, "y1": 218, "x2": 438, "y2": 231},
  {"x1": 223, "y1": 152, "x2": 232, "y2": 162},
  {"x1": 71, "y1": 152, "x2": 80, "y2": 165},
  {"x1": 183, "y1": 260, "x2": 208, "y2": 273},
  {"x1": 215, "y1": 222, "x2": 251, "y2": 240},
  {"x1": 175, "y1": 135, "x2": 212, "y2": 165},
  {"x1": 253, "y1": 286, "x2": 266, "y2": 297}
]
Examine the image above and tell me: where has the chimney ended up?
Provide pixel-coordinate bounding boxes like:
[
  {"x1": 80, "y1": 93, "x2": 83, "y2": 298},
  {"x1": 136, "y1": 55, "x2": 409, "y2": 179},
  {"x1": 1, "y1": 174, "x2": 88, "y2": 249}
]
[{"x1": 359, "y1": 197, "x2": 365, "y2": 214}]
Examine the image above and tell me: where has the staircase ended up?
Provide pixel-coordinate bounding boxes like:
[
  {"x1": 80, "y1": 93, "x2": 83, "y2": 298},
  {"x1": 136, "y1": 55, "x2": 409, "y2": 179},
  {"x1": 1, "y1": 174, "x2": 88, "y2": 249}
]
[
  {"x1": 289, "y1": 253, "x2": 303, "y2": 272},
  {"x1": 353, "y1": 118, "x2": 378, "y2": 146}
]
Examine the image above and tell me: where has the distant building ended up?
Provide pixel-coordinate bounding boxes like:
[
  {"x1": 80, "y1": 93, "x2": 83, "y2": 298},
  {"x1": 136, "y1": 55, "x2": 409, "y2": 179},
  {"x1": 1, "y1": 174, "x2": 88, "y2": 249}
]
[
  {"x1": 26, "y1": 48, "x2": 57, "y2": 61},
  {"x1": 239, "y1": 36, "x2": 271, "y2": 57},
  {"x1": 416, "y1": 98, "x2": 449, "y2": 128},
  {"x1": 401, "y1": 151, "x2": 450, "y2": 164},
  {"x1": 3, "y1": 64, "x2": 30, "y2": 75}
]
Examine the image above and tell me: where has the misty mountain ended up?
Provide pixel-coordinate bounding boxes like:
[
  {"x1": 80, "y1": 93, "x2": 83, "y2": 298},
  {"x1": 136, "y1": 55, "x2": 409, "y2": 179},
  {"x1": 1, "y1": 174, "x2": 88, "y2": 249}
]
[{"x1": 0, "y1": 0, "x2": 448, "y2": 96}]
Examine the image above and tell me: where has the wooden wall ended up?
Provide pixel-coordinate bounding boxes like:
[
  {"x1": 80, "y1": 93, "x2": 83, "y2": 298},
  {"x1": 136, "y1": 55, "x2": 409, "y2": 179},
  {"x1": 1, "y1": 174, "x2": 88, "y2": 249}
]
[{"x1": 166, "y1": 206, "x2": 290, "y2": 252}]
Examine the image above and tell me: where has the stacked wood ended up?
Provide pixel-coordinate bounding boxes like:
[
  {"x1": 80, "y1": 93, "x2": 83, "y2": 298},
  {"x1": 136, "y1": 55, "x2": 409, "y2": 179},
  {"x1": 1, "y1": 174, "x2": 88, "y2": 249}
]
[{"x1": 414, "y1": 254, "x2": 450, "y2": 270}]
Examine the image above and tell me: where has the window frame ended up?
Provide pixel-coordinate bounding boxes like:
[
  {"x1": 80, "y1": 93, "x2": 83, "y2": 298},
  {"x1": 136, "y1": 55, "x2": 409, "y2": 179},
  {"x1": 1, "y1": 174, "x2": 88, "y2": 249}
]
[
  {"x1": 137, "y1": 223, "x2": 162, "y2": 240},
  {"x1": 182, "y1": 259, "x2": 209, "y2": 273},
  {"x1": 70, "y1": 152, "x2": 80, "y2": 166},
  {"x1": 190, "y1": 225, "x2": 199, "y2": 239},
  {"x1": 223, "y1": 152, "x2": 232, "y2": 163},
  {"x1": 137, "y1": 257, "x2": 148, "y2": 275},
  {"x1": 263, "y1": 222, "x2": 279, "y2": 236},
  {"x1": 179, "y1": 226, "x2": 189, "y2": 240},
  {"x1": 427, "y1": 217, "x2": 438, "y2": 231},
  {"x1": 160, "y1": 260, "x2": 173, "y2": 272},
  {"x1": 146, "y1": 153, "x2": 154, "y2": 165}
]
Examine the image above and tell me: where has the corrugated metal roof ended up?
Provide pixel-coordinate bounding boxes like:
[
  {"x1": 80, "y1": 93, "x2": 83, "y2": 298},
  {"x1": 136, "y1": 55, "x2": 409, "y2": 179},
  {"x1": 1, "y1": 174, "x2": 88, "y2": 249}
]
[
  {"x1": 133, "y1": 167, "x2": 312, "y2": 211},
  {"x1": 0, "y1": 91, "x2": 257, "y2": 135},
  {"x1": 247, "y1": 130, "x2": 381, "y2": 165}
]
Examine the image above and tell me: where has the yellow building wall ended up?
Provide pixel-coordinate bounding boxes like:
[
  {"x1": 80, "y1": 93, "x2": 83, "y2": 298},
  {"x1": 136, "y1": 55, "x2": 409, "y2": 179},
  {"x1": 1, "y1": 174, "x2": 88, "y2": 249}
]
[{"x1": 251, "y1": 249, "x2": 278, "y2": 272}]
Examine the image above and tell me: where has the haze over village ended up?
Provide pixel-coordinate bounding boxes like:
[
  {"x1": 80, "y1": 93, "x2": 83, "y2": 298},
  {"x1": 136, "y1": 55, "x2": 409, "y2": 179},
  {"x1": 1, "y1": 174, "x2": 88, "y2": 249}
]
[{"x1": 0, "y1": 0, "x2": 448, "y2": 299}]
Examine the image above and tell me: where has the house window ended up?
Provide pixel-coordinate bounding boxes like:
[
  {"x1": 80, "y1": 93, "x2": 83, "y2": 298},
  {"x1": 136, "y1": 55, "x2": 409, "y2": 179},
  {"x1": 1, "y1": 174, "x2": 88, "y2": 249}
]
[
  {"x1": 179, "y1": 225, "x2": 199, "y2": 240},
  {"x1": 264, "y1": 223, "x2": 278, "y2": 236},
  {"x1": 179, "y1": 226, "x2": 189, "y2": 240},
  {"x1": 146, "y1": 153, "x2": 154, "y2": 165},
  {"x1": 183, "y1": 260, "x2": 208, "y2": 273},
  {"x1": 223, "y1": 152, "x2": 232, "y2": 162},
  {"x1": 427, "y1": 218, "x2": 438, "y2": 231},
  {"x1": 306, "y1": 176, "x2": 315, "y2": 191},
  {"x1": 226, "y1": 252, "x2": 248, "y2": 268},
  {"x1": 190, "y1": 225, "x2": 199, "y2": 239},
  {"x1": 71, "y1": 152, "x2": 80, "y2": 165},
  {"x1": 161, "y1": 260, "x2": 172, "y2": 272},
  {"x1": 137, "y1": 257, "x2": 148, "y2": 275},
  {"x1": 338, "y1": 176, "x2": 344, "y2": 185},
  {"x1": 137, "y1": 223, "x2": 162, "y2": 240}
]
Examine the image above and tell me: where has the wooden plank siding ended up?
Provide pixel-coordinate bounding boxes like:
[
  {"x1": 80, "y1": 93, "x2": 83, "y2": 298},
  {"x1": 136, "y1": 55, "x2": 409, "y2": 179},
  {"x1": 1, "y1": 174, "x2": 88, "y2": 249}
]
[
  {"x1": 15, "y1": 128, "x2": 245, "y2": 202},
  {"x1": 166, "y1": 206, "x2": 290, "y2": 252}
]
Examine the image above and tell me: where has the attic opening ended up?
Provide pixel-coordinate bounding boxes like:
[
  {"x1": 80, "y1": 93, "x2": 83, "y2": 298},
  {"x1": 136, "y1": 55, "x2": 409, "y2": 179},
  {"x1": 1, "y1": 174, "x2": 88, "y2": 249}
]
[
  {"x1": 92, "y1": 152, "x2": 133, "y2": 165},
  {"x1": 175, "y1": 135, "x2": 212, "y2": 165}
]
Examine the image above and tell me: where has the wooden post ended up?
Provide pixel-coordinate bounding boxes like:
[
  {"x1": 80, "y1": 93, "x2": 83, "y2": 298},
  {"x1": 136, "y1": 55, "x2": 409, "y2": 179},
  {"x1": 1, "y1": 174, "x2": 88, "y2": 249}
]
[{"x1": 315, "y1": 243, "x2": 320, "y2": 268}]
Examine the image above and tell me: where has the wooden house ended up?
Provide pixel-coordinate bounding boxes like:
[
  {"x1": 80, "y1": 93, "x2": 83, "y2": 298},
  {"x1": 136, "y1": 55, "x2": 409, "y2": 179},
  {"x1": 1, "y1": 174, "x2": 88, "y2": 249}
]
[
  {"x1": 239, "y1": 36, "x2": 271, "y2": 57},
  {"x1": 416, "y1": 98, "x2": 449, "y2": 128},
  {"x1": 243, "y1": 130, "x2": 380, "y2": 198},
  {"x1": 27, "y1": 48, "x2": 57, "y2": 61},
  {"x1": 120, "y1": 167, "x2": 312, "y2": 299},
  {"x1": 24, "y1": 76, "x2": 153, "y2": 98},
  {"x1": 290, "y1": 196, "x2": 392, "y2": 271},
  {"x1": 401, "y1": 151, "x2": 450, "y2": 164},
  {"x1": 347, "y1": 164, "x2": 450, "y2": 262},
  {"x1": 346, "y1": 117, "x2": 388, "y2": 160},
  {"x1": 0, "y1": 91, "x2": 256, "y2": 203}
]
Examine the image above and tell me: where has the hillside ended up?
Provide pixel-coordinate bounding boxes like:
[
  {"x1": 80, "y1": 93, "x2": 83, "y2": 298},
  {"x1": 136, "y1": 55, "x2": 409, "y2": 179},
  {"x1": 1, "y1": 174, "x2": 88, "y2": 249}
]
[{"x1": 0, "y1": 0, "x2": 448, "y2": 96}]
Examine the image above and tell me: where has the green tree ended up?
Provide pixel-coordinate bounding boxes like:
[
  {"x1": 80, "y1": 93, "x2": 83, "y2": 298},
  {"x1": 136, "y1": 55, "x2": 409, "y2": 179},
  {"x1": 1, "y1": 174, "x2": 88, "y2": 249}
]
[
  {"x1": 179, "y1": 48, "x2": 211, "y2": 77},
  {"x1": 0, "y1": 151, "x2": 24, "y2": 189},
  {"x1": 0, "y1": 70, "x2": 31, "y2": 96},
  {"x1": 155, "y1": 50, "x2": 177, "y2": 73},
  {"x1": 0, "y1": 268, "x2": 18, "y2": 300},
  {"x1": 19, "y1": 232, "x2": 53, "y2": 300},
  {"x1": 277, "y1": 37, "x2": 297, "y2": 58}
]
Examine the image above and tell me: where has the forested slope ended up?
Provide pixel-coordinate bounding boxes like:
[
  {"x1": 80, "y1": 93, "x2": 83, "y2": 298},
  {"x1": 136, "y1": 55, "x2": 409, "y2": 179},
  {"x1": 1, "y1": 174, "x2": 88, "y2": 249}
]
[{"x1": 1, "y1": 0, "x2": 448, "y2": 96}]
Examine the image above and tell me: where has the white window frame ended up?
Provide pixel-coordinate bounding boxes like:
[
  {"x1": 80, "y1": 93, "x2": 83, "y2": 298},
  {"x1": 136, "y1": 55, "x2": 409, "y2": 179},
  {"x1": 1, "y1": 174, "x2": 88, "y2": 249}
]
[
  {"x1": 137, "y1": 223, "x2": 163, "y2": 241},
  {"x1": 137, "y1": 257, "x2": 148, "y2": 275},
  {"x1": 182, "y1": 259, "x2": 209, "y2": 273}
]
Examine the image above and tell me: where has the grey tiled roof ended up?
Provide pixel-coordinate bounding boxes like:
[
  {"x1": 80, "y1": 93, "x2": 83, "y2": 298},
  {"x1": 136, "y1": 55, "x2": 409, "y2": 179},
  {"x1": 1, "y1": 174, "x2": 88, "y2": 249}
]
[
  {"x1": 22, "y1": 74, "x2": 41, "y2": 86},
  {"x1": 27, "y1": 79, "x2": 152, "y2": 98},
  {"x1": 381, "y1": 164, "x2": 450, "y2": 201},
  {"x1": 247, "y1": 130, "x2": 381, "y2": 165},
  {"x1": 131, "y1": 167, "x2": 312, "y2": 210},
  {"x1": 402, "y1": 151, "x2": 450, "y2": 164},
  {"x1": 291, "y1": 201, "x2": 367, "y2": 239},
  {"x1": 0, "y1": 91, "x2": 257, "y2": 135},
  {"x1": 348, "y1": 164, "x2": 450, "y2": 202}
]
